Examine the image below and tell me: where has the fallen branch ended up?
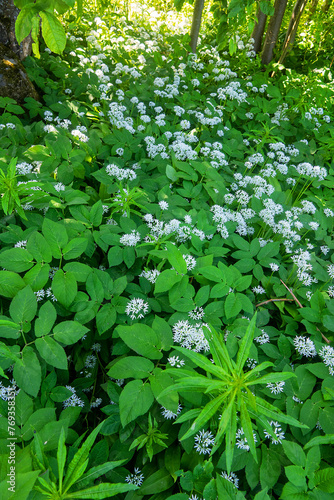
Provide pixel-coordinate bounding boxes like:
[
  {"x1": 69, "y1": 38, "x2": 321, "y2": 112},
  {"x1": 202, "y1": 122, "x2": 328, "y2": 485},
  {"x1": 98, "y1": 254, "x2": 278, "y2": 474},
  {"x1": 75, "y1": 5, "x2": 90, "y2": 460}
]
[
  {"x1": 256, "y1": 298, "x2": 294, "y2": 307},
  {"x1": 280, "y1": 279, "x2": 330, "y2": 344}
]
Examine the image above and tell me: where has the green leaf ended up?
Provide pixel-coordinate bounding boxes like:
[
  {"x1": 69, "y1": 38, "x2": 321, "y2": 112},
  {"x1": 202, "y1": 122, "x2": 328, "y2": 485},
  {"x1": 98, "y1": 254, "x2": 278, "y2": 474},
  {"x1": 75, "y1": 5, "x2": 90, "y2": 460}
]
[
  {"x1": 282, "y1": 441, "x2": 306, "y2": 467},
  {"x1": 23, "y1": 263, "x2": 50, "y2": 291},
  {"x1": 235, "y1": 312, "x2": 257, "y2": 374},
  {"x1": 40, "y1": 11, "x2": 66, "y2": 54},
  {"x1": 139, "y1": 467, "x2": 174, "y2": 495},
  {"x1": 52, "y1": 270, "x2": 77, "y2": 307},
  {"x1": 107, "y1": 357, "x2": 154, "y2": 379},
  {"x1": 152, "y1": 315, "x2": 173, "y2": 350},
  {"x1": 13, "y1": 346, "x2": 41, "y2": 397},
  {"x1": 26, "y1": 231, "x2": 53, "y2": 263},
  {"x1": 0, "y1": 470, "x2": 40, "y2": 500},
  {"x1": 57, "y1": 427, "x2": 67, "y2": 493},
  {"x1": 35, "y1": 337, "x2": 68, "y2": 369},
  {"x1": 0, "y1": 319, "x2": 20, "y2": 339},
  {"x1": 250, "y1": 396, "x2": 308, "y2": 429},
  {"x1": 42, "y1": 218, "x2": 68, "y2": 258},
  {"x1": 165, "y1": 242, "x2": 187, "y2": 275},
  {"x1": 182, "y1": 394, "x2": 227, "y2": 440},
  {"x1": 15, "y1": 390, "x2": 33, "y2": 426},
  {"x1": 304, "y1": 435, "x2": 334, "y2": 449},
  {"x1": 0, "y1": 248, "x2": 34, "y2": 272},
  {"x1": 0, "y1": 271, "x2": 26, "y2": 298},
  {"x1": 96, "y1": 304, "x2": 117, "y2": 335},
  {"x1": 116, "y1": 324, "x2": 162, "y2": 360},
  {"x1": 15, "y1": 6, "x2": 37, "y2": 44},
  {"x1": 35, "y1": 300, "x2": 57, "y2": 337},
  {"x1": 305, "y1": 446, "x2": 321, "y2": 474},
  {"x1": 9, "y1": 285, "x2": 37, "y2": 324},
  {"x1": 314, "y1": 468, "x2": 334, "y2": 493},
  {"x1": 119, "y1": 380, "x2": 154, "y2": 427},
  {"x1": 284, "y1": 465, "x2": 307, "y2": 488},
  {"x1": 62, "y1": 237, "x2": 88, "y2": 260},
  {"x1": 108, "y1": 246, "x2": 123, "y2": 267},
  {"x1": 75, "y1": 461, "x2": 126, "y2": 489},
  {"x1": 89, "y1": 200, "x2": 103, "y2": 227},
  {"x1": 260, "y1": 445, "x2": 281, "y2": 490},
  {"x1": 50, "y1": 386, "x2": 73, "y2": 402},
  {"x1": 53, "y1": 321, "x2": 89, "y2": 345},
  {"x1": 155, "y1": 269, "x2": 182, "y2": 294},
  {"x1": 225, "y1": 293, "x2": 242, "y2": 319},
  {"x1": 149, "y1": 368, "x2": 179, "y2": 412},
  {"x1": 65, "y1": 483, "x2": 138, "y2": 499}
]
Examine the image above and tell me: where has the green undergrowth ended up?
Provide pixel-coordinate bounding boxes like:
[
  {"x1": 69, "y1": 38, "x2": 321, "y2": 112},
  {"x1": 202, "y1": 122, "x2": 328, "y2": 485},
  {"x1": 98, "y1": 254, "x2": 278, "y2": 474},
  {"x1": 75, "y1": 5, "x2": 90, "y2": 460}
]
[{"x1": 0, "y1": 5, "x2": 334, "y2": 500}]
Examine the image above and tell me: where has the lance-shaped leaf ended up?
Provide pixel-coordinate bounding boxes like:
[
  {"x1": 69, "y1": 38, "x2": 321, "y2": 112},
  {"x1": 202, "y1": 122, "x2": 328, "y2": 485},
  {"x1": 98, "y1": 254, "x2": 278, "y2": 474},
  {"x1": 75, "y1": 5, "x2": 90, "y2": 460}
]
[
  {"x1": 57, "y1": 427, "x2": 67, "y2": 494},
  {"x1": 175, "y1": 408, "x2": 201, "y2": 425},
  {"x1": 250, "y1": 396, "x2": 309, "y2": 429},
  {"x1": 203, "y1": 324, "x2": 235, "y2": 374},
  {"x1": 212, "y1": 394, "x2": 236, "y2": 454},
  {"x1": 240, "y1": 397, "x2": 257, "y2": 463},
  {"x1": 63, "y1": 421, "x2": 104, "y2": 493},
  {"x1": 74, "y1": 460, "x2": 125, "y2": 490},
  {"x1": 65, "y1": 482, "x2": 138, "y2": 499},
  {"x1": 236, "y1": 312, "x2": 257, "y2": 375},
  {"x1": 159, "y1": 376, "x2": 213, "y2": 396},
  {"x1": 243, "y1": 361, "x2": 274, "y2": 379},
  {"x1": 225, "y1": 401, "x2": 237, "y2": 474},
  {"x1": 181, "y1": 393, "x2": 229, "y2": 440},
  {"x1": 172, "y1": 346, "x2": 232, "y2": 380},
  {"x1": 245, "y1": 371, "x2": 297, "y2": 386}
]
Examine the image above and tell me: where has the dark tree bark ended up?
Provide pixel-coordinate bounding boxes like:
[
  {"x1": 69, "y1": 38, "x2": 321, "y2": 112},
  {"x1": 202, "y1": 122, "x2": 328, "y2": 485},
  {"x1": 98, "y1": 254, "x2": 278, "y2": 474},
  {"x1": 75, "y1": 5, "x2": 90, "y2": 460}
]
[
  {"x1": 190, "y1": 0, "x2": 205, "y2": 54},
  {"x1": 261, "y1": 0, "x2": 289, "y2": 65},
  {"x1": 321, "y1": 0, "x2": 332, "y2": 11},
  {"x1": 278, "y1": 0, "x2": 308, "y2": 65},
  {"x1": 308, "y1": 0, "x2": 319, "y2": 18},
  {"x1": 0, "y1": 0, "x2": 31, "y2": 60},
  {"x1": 252, "y1": 3, "x2": 268, "y2": 53}
]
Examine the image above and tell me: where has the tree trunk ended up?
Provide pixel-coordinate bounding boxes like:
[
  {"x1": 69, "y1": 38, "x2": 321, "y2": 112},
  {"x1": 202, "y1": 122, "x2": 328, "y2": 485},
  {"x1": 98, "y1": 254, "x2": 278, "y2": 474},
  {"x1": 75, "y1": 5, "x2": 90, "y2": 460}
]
[
  {"x1": 321, "y1": 0, "x2": 332, "y2": 11},
  {"x1": 261, "y1": 0, "x2": 289, "y2": 65},
  {"x1": 277, "y1": 0, "x2": 308, "y2": 65},
  {"x1": 0, "y1": 0, "x2": 31, "y2": 60},
  {"x1": 190, "y1": 0, "x2": 205, "y2": 54},
  {"x1": 252, "y1": 3, "x2": 268, "y2": 53},
  {"x1": 308, "y1": 0, "x2": 319, "y2": 18}
]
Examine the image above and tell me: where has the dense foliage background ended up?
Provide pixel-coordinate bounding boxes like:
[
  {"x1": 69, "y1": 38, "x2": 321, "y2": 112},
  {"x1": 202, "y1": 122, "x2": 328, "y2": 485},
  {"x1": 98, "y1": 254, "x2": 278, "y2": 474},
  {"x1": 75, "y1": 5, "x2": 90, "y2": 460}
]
[{"x1": 0, "y1": 1, "x2": 334, "y2": 499}]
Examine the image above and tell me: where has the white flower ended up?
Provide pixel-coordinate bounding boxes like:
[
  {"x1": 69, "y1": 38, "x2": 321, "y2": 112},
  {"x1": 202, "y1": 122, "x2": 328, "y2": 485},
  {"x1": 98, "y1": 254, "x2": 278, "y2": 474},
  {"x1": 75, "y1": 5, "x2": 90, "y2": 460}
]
[
  {"x1": 235, "y1": 427, "x2": 257, "y2": 451},
  {"x1": 188, "y1": 307, "x2": 205, "y2": 321},
  {"x1": 139, "y1": 269, "x2": 160, "y2": 283},
  {"x1": 173, "y1": 320, "x2": 210, "y2": 353},
  {"x1": 167, "y1": 355, "x2": 185, "y2": 367},
  {"x1": 116, "y1": 147, "x2": 124, "y2": 156},
  {"x1": 264, "y1": 421, "x2": 285, "y2": 444},
  {"x1": 266, "y1": 382, "x2": 285, "y2": 394},
  {"x1": 269, "y1": 263, "x2": 279, "y2": 272},
  {"x1": 125, "y1": 298, "x2": 149, "y2": 320},
  {"x1": 183, "y1": 254, "x2": 196, "y2": 271},
  {"x1": 221, "y1": 471, "x2": 239, "y2": 488},
  {"x1": 252, "y1": 286, "x2": 265, "y2": 294},
  {"x1": 194, "y1": 430, "x2": 215, "y2": 455},
  {"x1": 246, "y1": 358, "x2": 257, "y2": 369},
  {"x1": 90, "y1": 398, "x2": 102, "y2": 408},
  {"x1": 120, "y1": 230, "x2": 141, "y2": 246},
  {"x1": 328, "y1": 264, "x2": 334, "y2": 279},
  {"x1": 161, "y1": 404, "x2": 182, "y2": 419},
  {"x1": 14, "y1": 240, "x2": 27, "y2": 248},
  {"x1": 91, "y1": 343, "x2": 101, "y2": 352},
  {"x1": 319, "y1": 345, "x2": 334, "y2": 375},
  {"x1": 159, "y1": 200, "x2": 169, "y2": 210},
  {"x1": 293, "y1": 336, "x2": 317, "y2": 357},
  {"x1": 35, "y1": 289, "x2": 45, "y2": 302},
  {"x1": 54, "y1": 182, "x2": 65, "y2": 192},
  {"x1": 327, "y1": 286, "x2": 334, "y2": 298},
  {"x1": 125, "y1": 468, "x2": 144, "y2": 486},
  {"x1": 255, "y1": 333, "x2": 270, "y2": 344},
  {"x1": 63, "y1": 386, "x2": 85, "y2": 409},
  {"x1": 85, "y1": 355, "x2": 97, "y2": 369}
]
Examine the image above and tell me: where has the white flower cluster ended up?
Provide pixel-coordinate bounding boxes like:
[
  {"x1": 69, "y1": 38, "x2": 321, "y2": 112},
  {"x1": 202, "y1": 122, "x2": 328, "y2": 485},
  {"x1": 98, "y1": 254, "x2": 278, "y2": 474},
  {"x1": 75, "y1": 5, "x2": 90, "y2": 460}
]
[
  {"x1": 263, "y1": 421, "x2": 285, "y2": 444},
  {"x1": 139, "y1": 269, "x2": 161, "y2": 283},
  {"x1": 194, "y1": 429, "x2": 215, "y2": 454},
  {"x1": 235, "y1": 427, "x2": 257, "y2": 451},
  {"x1": 125, "y1": 298, "x2": 149, "y2": 320},
  {"x1": 106, "y1": 163, "x2": 136, "y2": 181},
  {"x1": 319, "y1": 346, "x2": 334, "y2": 375},
  {"x1": 63, "y1": 386, "x2": 85, "y2": 409},
  {"x1": 125, "y1": 468, "x2": 144, "y2": 486},
  {"x1": 172, "y1": 320, "x2": 210, "y2": 352},
  {"x1": 293, "y1": 336, "x2": 317, "y2": 357}
]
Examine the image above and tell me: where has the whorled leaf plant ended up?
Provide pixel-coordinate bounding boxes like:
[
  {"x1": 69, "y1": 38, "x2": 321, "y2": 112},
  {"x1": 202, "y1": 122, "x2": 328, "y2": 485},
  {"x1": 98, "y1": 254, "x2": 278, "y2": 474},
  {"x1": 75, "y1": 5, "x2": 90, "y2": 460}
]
[
  {"x1": 32, "y1": 421, "x2": 138, "y2": 499},
  {"x1": 160, "y1": 313, "x2": 309, "y2": 473}
]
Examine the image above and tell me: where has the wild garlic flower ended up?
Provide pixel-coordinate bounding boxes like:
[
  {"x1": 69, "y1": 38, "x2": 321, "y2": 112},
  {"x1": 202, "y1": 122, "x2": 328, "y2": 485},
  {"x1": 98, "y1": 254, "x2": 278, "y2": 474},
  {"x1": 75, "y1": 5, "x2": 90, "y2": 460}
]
[
  {"x1": 269, "y1": 263, "x2": 279, "y2": 272},
  {"x1": 254, "y1": 332, "x2": 270, "y2": 344},
  {"x1": 194, "y1": 430, "x2": 215, "y2": 455},
  {"x1": 264, "y1": 421, "x2": 285, "y2": 444},
  {"x1": 172, "y1": 320, "x2": 210, "y2": 353},
  {"x1": 120, "y1": 230, "x2": 141, "y2": 246},
  {"x1": 14, "y1": 240, "x2": 27, "y2": 248},
  {"x1": 125, "y1": 468, "x2": 144, "y2": 486},
  {"x1": 125, "y1": 298, "x2": 149, "y2": 320},
  {"x1": 252, "y1": 286, "x2": 265, "y2": 294},
  {"x1": 139, "y1": 269, "x2": 160, "y2": 283},
  {"x1": 221, "y1": 471, "x2": 239, "y2": 488},
  {"x1": 319, "y1": 345, "x2": 334, "y2": 375},
  {"x1": 183, "y1": 254, "x2": 196, "y2": 271},
  {"x1": 167, "y1": 355, "x2": 185, "y2": 367},
  {"x1": 266, "y1": 382, "x2": 285, "y2": 394},
  {"x1": 188, "y1": 307, "x2": 205, "y2": 321},
  {"x1": 35, "y1": 289, "x2": 45, "y2": 302},
  {"x1": 161, "y1": 404, "x2": 182, "y2": 420},
  {"x1": 235, "y1": 428, "x2": 257, "y2": 451},
  {"x1": 159, "y1": 200, "x2": 169, "y2": 210},
  {"x1": 327, "y1": 265, "x2": 334, "y2": 279},
  {"x1": 63, "y1": 386, "x2": 85, "y2": 409},
  {"x1": 293, "y1": 336, "x2": 317, "y2": 357},
  {"x1": 54, "y1": 182, "x2": 66, "y2": 192}
]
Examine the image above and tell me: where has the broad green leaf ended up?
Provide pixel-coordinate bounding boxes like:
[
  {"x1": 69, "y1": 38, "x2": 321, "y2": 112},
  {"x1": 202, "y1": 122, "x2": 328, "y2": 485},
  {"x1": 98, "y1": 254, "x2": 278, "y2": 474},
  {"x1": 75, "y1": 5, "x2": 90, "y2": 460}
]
[
  {"x1": 284, "y1": 465, "x2": 307, "y2": 488},
  {"x1": 23, "y1": 263, "x2": 50, "y2": 291},
  {"x1": 282, "y1": 441, "x2": 306, "y2": 467},
  {"x1": 35, "y1": 337, "x2": 68, "y2": 369},
  {"x1": 15, "y1": 390, "x2": 33, "y2": 426},
  {"x1": 139, "y1": 468, "x2": 173, "y2": 495},
  {"x1": 0, "y1": 248, "x2": 34, "y2": 272},
  {"x1": 50, "y1": 386, "x2": 73, "y2": 402},
  {"x1": 0, "y1": 318, "x2": 20, "y2": 339},
  {"x1": 9, "y1": 285, "x2": 37, "y2": 324},
  {"x1": 116, "y1": 324, "x2": 162, "y2": 360},
  {"x1": 40, "y1": 11, "x2": 66, "y2": 54},
  {"x1": 119, "y1": 380, "x2": 154, "y2": 427},
  {"x1": 0, "y1": 470, "x2": 40, "y2": 500},
  {"x1": 42, "y1": 218, "x2": 68, "y2": 258},
  {"x1": 63, "y1": 262, "x2": 92, "y2": 282},
  {"x1": 52, "y1": 270, "x2": 77, "y2": 307},
  {"x1": 107, "y1": 356, "x2": 154, "y2": 379},
  {"x1": 75, "y1": 461, "x2": 125, "y2": 490},
  {"x1": 165, "y1": 242, "x2": 187, "y2": 275},
  {"x1": 154, "y1": 269, "x2": 182, "y2": 294},
  {"x1": 26, "y1": 231, "x2": 53, "y2": 263},
  {"x1": 53, "y1": 321, "x2": 89, "y2": 345},
  {"x1": 305, "y1": 446, "x2": 321, "y2": 475},
  {"x1": 0, "y1": 271, "x2": 26, "y2": 298},
  {"x1": 13, "y1": 346, "x2": 41, "y2": 397},
  {"x1": 62, "y1": 237, "x2": 88, "y2": 260},
  {"x1": 15, "y1": 6, "x2": 38, "y2": 44},
  {"x1": 260, "y1": 445, "x2": 281, "y2": 490},
  {"x1": 35, "y1": 300, "x2": 57, "y2": 337},
  {"x1": 172, "y1": 345, "x2": 231, "y2": 380},
  {"x1": 304, "y1": 435, "x2": 334, "y2": 449},
  {"x1": 314, "y1": 468, "x2": 334, "y2": 493},
  {"x1": 152, "y1": 315, "x2": 173, "y2": 350},
  {"x1": 96, "y1": 303, "x2": 117, "y2": 334},
  {"x1": 149, "y1": 368, "x2": 179, "y2": 412},
  {"x1": 225, "y1": 292, "x2": 242, "y2": 319}
]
